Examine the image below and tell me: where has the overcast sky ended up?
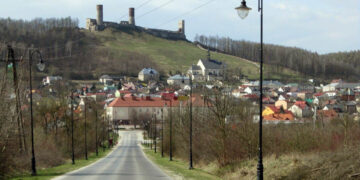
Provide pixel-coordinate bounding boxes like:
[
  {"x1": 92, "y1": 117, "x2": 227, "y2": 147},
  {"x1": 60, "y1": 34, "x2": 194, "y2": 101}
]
[{"x1": 1, "y1": 0, "x2": 359, "y2": 54}]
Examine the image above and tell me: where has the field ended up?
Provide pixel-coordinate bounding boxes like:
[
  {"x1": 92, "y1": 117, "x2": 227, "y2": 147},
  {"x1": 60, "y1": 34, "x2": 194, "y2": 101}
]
[{"x1": 82, "y1": 28, "x2": 302, "y2": 81}]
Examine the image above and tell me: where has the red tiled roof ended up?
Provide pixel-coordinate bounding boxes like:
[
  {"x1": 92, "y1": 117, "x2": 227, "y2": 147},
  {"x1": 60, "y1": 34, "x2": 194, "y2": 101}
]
[
  {"x1": 119, "y1": 90, "x2": 131, "y2": 94},
  {"x1": 86, "y1": 92, "x2": 106, "y2": 96},
  {"x1": 243, "y1": 94, "x2": 259, "y2": 99},
  {"x1": 181, "y1": 96, "x2": 208, "y2": 107},
  {"x1": 314, "y1": 92, "x2": 324, "y2": 97},
  {"x1": 264, "y1": 112, "x2": 294, "y2": 121},
  {"x1": 317, "y1": 109, "x2": 337, "y2": 118},
  {"x1": 108, "y1": 97, "x2": 179, "y2": 107},
  {"x1": 331, "y1": 79, "x2": 342, "y2": 83}
]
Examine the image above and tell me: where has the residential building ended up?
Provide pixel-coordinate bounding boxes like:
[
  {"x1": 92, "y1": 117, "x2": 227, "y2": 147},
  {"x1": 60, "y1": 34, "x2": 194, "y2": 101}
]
[
  {"x1": 187, "y1": 51, "x2": 226, "y2": 81},
  {"x1": 167, "y1": 74, "x2": 190, "y2": 86},
  {"x1": 289, "y1": 101, "x2": 313, "y2": 118},
  {"x1": 42, "y1": 76, "x2": 62, "y2": 86},
  {"x1": 138, "y1": 68, "x2": 159, "y2": 81},
  {"x1": 99, "y1": 75, "x2": 113, "y2": 85},
  {"x1": 106, "y1": 94, "x2": 206, "y2": 125}
]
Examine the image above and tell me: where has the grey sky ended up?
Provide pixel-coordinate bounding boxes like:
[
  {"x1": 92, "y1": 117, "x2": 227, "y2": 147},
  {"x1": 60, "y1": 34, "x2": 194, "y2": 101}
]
[{"x1": 0, "y1": 0, "x2": 359, "y2": 54}]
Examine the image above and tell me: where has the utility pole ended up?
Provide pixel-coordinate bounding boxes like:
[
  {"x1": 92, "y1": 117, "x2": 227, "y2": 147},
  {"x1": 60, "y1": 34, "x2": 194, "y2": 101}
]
[
  {"x1": 154, "y1": 111, "x2": 157, "y2": 153},
  {"x1": 107, "y1": 115, "x2": 110, "y2": 148},
  {"x1": 103, "y1": 116, "x2": 106, "y2": 152},
  {"x1": 161, "y1": 108, "x2": 164, "y2": 157},
  {"x1": 169, "y1": 99, "x2": 173, "y2": 161},
  {"x1": 84, "y1": 99, "x2": 88, "y2": 160},
  {"x1": 8, "y1": 46, "x2": 25, "y2": 152},
  {"x1": 189, "y1": 75, "x2": 193, "y2": 169},
  {"x1": 71, "y1": 92, "x2": 75, "y2": 164},
  {"x1": 150, "y1": 114, "x2": 153, "y2": 150},
  {"x1": 95, "y1": 108, "x2": 98, "y2": 156}
]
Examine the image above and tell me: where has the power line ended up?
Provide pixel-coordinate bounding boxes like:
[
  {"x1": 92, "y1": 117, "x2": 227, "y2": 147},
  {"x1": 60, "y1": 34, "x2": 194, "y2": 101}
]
[
  {"x1": 155, "y1": 0, "x2": 216, "y2": 28},
  {"x1": 137, "y1": 0, "x2": 175, "y2": 20},
  {"x1": 137, "y1": 0, "x2": 154, "y2": 9},
  {"x1": 119, "y1": 0, "x2": 155, "y2": 21}
]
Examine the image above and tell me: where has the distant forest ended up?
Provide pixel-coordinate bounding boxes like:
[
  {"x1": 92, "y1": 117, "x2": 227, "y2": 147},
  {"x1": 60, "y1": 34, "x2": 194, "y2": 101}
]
[
  {"x1": 194, "y1": 35, "x2": 360, "y2": 81},
  {"x1": 0, "y1": 17, "x2": 83, "y2": 60}
]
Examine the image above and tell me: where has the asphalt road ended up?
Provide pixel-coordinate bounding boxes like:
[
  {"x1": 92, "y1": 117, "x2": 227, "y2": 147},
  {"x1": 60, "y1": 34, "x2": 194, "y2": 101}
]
[{"x1": 54, "y1": 131, "x2": 171, "y2": 180}]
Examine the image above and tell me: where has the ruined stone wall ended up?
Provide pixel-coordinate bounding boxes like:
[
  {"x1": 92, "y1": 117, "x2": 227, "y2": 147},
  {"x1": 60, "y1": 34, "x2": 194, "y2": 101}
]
[{"x1": 86, "y1": 5, "x2": 186, "y2": 40}]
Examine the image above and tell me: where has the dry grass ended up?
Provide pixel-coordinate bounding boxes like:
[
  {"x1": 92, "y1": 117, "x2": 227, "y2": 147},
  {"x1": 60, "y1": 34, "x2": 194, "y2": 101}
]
[{"x1": 217, "y1": 146, "x2": 360, "y2": 180}]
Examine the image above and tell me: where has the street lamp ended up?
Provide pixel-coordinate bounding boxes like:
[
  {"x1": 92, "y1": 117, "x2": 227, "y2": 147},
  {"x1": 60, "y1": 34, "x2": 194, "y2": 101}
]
[
  {"x1": 68, "y1": 91, "x2": 76, "y2": 164},
  {"x1": 235, "y1": 0, "x2": 264, "y2": 179},
  {"x1": 235, "y1": 0, "x2": 252, "y2": 19},
  {"x1": 29, "y1": 49, "x2": 46, "y2": 176}
]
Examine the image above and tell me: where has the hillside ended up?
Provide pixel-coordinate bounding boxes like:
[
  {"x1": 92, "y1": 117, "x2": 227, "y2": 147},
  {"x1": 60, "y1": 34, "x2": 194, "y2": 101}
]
[
  {"x1": 75, "y1": 28, "x2": 302, "y2": 81},
  {"x1": 0, "y1": 17, "x2": 302, "y2": 82}
]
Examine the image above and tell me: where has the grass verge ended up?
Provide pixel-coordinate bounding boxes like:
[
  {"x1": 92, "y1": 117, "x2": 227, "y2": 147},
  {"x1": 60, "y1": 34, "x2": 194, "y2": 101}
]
[
  {"x1": 10, "y1": 148, "x2": 113, "y2": 180},
  {"x1": 143, "y1": 147, "x2": 221, "y2": 180}
]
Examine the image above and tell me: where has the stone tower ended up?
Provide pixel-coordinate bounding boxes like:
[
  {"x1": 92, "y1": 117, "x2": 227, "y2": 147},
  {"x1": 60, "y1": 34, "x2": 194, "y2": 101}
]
[
  {"x1": 96, "y1": 5, "x2": 103, "y2": 26},
  {"x1": 178, "y1": 20, "x2": 185, "y2": 34},
  {"x1": 129, "y1": 8, "x2": 135, "y2": 25}
]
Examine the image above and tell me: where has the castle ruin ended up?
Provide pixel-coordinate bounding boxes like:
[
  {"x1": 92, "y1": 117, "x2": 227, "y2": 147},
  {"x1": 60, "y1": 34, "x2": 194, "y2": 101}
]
[{"x1": 86, "y1": 5, "x2": 186, "y2": 40}]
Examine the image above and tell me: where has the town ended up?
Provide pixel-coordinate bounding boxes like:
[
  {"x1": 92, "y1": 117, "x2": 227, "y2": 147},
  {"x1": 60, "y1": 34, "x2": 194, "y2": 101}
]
[
  {"x1": 41, "y1": 57, "x2": 360, "y2": 128},
  {"x1": 1, "y1": 1, "x2": 360, "y2": 180}
]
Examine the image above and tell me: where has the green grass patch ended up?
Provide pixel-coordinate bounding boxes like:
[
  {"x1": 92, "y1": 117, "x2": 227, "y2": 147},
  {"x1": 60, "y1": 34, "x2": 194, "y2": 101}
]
[
  {"x1": 89, "y1": 28, "x2": 303, "y2": 80},
  {"x1": 143, "y1": 148, "x2": 221, "y2": 180}
]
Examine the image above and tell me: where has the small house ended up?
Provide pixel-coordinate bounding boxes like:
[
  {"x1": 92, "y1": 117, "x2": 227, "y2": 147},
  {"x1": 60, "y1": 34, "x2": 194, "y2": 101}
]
[
  {"x1": 167, "y1": 74, "x2": 190, "y2": 86},
  {"x1": 138, "y1": 68, "x2": 159, "y2": 81}
]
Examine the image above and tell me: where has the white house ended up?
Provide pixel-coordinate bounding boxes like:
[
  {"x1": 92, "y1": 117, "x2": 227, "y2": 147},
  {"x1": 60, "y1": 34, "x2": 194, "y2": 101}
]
[
  {"x1": 138, "y1": 68, "x2": 159, "y2": 81},
  {"x1": 278, "y1": 87, "x2": 284, "y2": 93},
  {"x1": 187, "y1": 54, "x2": 226, "y2": 81},
  {"x1": 167, "y1": 74, "x2": 190, "y2": 86},
  {"x1": 244, "y1": 87, "x2": 254, "y2": 94},
  {"x1": 99, "y1": 75, "x2": 113, "y2": 85},
  {"x1": 43, "y1": 76, "x2": 62, "y2": 86},
  {"x1": 289, "y1": 102, "x2": 313, "y2": 118}
]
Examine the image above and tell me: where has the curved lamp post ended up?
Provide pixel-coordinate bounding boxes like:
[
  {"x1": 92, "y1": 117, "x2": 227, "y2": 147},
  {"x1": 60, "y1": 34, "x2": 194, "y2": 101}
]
[
  {"x1": 29, "y1": 49, "x2": 46, "y2": 176},
  {"x1": 68, "y1": 91, "x2": 76, "y2": 164},
  {"x1": 235, "y1": 0, "x2": 264, "y2": 179}
]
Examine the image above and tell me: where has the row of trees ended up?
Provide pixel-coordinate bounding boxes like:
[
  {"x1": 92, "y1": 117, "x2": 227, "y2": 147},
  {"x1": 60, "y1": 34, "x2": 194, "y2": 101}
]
[
  {"x1": 194, "y1": 35, "x2": 360, "y2": 81},
  {"x1": 144, "y1": 88, "x2": 360, "y2": 178},
  {"x1": 0, "y1": 50, "x2": 115, "y2": 178}
]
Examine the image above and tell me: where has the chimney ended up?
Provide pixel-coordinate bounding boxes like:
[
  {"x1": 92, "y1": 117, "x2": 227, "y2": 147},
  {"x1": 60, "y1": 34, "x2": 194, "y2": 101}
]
[
  {"x1": 129, "y1": 8, "x2": 135, "y2": 25},
  {"x1": 96, "y1": 5, "x2": 103, "y2": 26},
  {"x1": 178, "y1": 20, "x2": 185, "y2": 34}
]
